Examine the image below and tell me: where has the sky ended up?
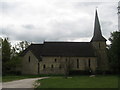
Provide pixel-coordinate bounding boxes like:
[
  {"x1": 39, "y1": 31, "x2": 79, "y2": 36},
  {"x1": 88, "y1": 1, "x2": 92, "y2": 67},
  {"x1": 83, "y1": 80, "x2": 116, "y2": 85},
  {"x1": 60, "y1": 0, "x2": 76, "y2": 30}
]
[{"x1": 0, "y1": 0, "x2": 119, "y2": 45}]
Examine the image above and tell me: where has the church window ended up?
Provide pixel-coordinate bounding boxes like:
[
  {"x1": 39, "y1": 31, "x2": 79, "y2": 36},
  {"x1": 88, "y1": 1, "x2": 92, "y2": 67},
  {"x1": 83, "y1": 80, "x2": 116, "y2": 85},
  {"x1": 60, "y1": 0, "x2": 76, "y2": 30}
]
[
  {"x1": 88, "y1": 59, "x2": 91, "y2": 68},
  {"x1": 38, "y1": 63, "x2": 40, "y2": 74},
  {"x1": 77, "y1": 59, "x2": 79, "y2": 68},
  {"x1": 59, "y1": 65, "x2": 62, "y2": 69},
  {"x1": 43, "y1": 64, "x2": 46, "y2": 69},
  {"x1": 99, "y1": 43, "x2": 100, "y2": 49},
  {"x1": 28, "y1": 56, "x2": 30, "y2": 63},
  {"x1": 51, "y1": 64, "x2": 54, "y2": 68},
  {"x1": 66, "y1": 59, "x2": 67, "y2": 62},
  {"x1": 55, "y1": 59, "x2": 57, "y2": 62}
]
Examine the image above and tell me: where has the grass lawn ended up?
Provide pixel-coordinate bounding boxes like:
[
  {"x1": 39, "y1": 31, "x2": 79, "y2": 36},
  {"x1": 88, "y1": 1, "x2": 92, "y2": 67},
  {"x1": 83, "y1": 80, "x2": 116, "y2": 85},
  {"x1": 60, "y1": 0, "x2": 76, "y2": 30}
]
[
  {"x1": 36, "y1": 75, "x2": 118, "y2": 88},
  {"x1": 2, "y1": 75, "x2": 42, "y2": 82}
]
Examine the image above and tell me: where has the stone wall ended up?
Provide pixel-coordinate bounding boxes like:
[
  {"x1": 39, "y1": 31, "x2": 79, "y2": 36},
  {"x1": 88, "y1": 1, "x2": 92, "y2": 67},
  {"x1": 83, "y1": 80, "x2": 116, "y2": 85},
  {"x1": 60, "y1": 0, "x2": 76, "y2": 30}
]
[
  {"x1": 40, "y1": 56, "x2": 97, "y2": 74},
  {"x1": 22, "y1": 51, "x2": 97, "y2": 75},
  {"x1": 92, "y1": 41, "x2": 108, "y2": 71},
  {"x1": 22, "y1": 51, "x2": 39, "y2": 75}
]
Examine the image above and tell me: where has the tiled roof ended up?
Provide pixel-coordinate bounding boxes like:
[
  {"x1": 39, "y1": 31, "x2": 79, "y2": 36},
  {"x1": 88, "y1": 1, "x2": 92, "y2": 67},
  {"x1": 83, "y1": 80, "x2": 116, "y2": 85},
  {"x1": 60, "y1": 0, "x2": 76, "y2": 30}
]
[
  {"x1": 21, "y1": 41, "x2": 96, "y2": 59},
  {"x1": 20, "y1": 44, "x2": 43, "y2": 60}
]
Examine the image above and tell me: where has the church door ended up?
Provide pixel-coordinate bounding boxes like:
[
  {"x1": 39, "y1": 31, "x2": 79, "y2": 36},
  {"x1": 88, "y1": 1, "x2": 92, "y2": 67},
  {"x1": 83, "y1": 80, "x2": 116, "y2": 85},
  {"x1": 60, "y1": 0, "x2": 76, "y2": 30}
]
[{"x1": 38, "y1": 63, "x2": 40, "y2": 74}]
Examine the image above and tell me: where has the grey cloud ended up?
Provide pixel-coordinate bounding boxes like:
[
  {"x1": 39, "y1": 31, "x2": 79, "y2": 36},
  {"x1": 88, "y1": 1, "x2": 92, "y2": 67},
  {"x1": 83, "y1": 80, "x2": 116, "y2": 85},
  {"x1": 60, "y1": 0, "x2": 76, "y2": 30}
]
[
  {"x1": 0, "y1": 1, "x2": 20, "y2": 13},
  {"x1": 0, "y1": 1, "x2": 118, "y2": 44},
  {"x1": 22, "y1": 24, "x2": 35, "y2": 30},
  {"x1": 74, "y1": 2, "x2": 103, "y2": 7}
]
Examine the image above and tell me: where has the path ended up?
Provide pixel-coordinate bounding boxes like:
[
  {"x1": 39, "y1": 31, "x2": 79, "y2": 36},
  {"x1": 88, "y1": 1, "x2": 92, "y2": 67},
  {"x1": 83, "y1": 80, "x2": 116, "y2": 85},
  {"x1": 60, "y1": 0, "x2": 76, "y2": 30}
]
[{"x1": 2, "y1": 77, "x2": 48, "y2": 88}]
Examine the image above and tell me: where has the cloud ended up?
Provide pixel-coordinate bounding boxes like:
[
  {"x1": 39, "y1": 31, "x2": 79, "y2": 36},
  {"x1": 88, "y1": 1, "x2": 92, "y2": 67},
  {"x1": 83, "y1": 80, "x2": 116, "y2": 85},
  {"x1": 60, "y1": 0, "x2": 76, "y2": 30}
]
[{"x1": 0, "y1": 0, "x2": 118, "y2": 45}]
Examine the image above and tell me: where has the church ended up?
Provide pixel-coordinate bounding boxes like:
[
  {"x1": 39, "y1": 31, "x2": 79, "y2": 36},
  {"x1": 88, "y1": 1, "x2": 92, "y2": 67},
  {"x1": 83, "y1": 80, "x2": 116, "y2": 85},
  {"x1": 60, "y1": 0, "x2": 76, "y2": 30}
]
[{"x1": 20, "y1": 10, "x2": 108, "y2": 75}]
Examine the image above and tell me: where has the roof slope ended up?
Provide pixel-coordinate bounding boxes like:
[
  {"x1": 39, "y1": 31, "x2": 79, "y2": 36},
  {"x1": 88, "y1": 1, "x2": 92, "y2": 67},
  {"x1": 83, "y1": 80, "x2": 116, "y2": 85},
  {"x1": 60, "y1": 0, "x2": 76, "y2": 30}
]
[
  {"x1": 42, "y1": 42, "x2": 95, "y2": 57},
  {"x1": 21, "y1": 42, "x2": 96, "y2": 59},
  {"x1": 20, "y1": 44, "x2": 43, "y2": 60}
]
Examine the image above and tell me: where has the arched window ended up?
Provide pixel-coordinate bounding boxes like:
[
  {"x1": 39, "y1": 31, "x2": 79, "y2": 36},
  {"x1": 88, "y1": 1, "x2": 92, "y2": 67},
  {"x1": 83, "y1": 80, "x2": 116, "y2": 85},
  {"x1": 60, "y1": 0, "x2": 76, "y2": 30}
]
[
  {"x1": 99, "y1": 42, "x2": 100, "y2": 49},
  {"x1": 59, "y1": 65, "x2": 61, "y2": 69},
  {"x1": 66, "y1": 59, "x2": 67, "y2": 62},
  {"x1": 55, "y1": 59, "x2": 57, "y2": 62},
  {"x1": 43, "y1": 64, "x2": 46, "y2": 69},
  {"x1": 51, "y1": 64, "x2": 54, "y2": 68},
  {"x1": 77, "y1": 59, "x2": 79, "y2": 68},
  {"x1": 88, "y1": 58, "x2": 91, "y2": 68},
  {"x1": 28, "y1": 56, "x2": 30, "y2": 63},
  {"x1": 38, "y1": 63, "x2": 39, "y2": 74}
]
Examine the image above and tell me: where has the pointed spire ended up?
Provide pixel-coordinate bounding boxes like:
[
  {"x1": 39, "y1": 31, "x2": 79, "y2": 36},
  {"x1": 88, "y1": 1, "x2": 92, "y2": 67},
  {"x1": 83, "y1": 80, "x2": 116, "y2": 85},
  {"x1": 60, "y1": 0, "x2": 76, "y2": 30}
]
[{"x1": 91, "y1": 9, "x2": 106, "y2": 42}]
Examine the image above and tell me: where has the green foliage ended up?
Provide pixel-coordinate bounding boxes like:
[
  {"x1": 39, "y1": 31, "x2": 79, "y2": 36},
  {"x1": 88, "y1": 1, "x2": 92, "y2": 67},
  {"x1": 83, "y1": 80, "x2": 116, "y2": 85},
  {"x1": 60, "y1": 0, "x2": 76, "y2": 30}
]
[
  {"x1": 15, "y1": 41, "x2": 30, "y2": 54},
  {"x1": 2, "y1": 38, "x2": 11, "y2": 75},
  {"x1": 2, "y1": 38, "x2": 11, "y2": 63},
  {"x1": 2, "y1": 37, "x2": 30, "y2": 75},
  {"x1": 36, "y1": 76, "x2": 118, "y2": 88},
  {"x1": 108, "y1": 31, "x2": 120, "y2": 73}
]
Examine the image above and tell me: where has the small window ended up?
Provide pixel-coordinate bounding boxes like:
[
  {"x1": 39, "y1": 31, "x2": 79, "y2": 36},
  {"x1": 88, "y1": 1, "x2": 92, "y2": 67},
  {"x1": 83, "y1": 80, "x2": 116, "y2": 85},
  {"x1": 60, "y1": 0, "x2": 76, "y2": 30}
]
[
  {"x1": 51, "y1": 64, "x2": 54, "y2": 68},
  {"x1": 59, "y1": 65, "x2": 61, "y2": 69},
  {"x1": 55, "y1": 59, "x2": 57, "y2": 62},
  {"x1": 43, "y1": 64, "x2": 46, "y2": 69},
  {"x1": 77, "y1": 59, "x2": 79, "y2": 68},
  {"x1": 99, "y1": 43, "x2": 100, "y2": 49},
  {"x1": 28, "y1": 56, "x2": 30, "y2": 63},
  {"x1": 66, "y1": 59, "x2": 67, "y2": 62},
  {"x1": 38, "y1": 63, "x2": 40, "y2": 74},
  {"x1": 88, "y1": 59, "x2": 90, "y2": 68}
]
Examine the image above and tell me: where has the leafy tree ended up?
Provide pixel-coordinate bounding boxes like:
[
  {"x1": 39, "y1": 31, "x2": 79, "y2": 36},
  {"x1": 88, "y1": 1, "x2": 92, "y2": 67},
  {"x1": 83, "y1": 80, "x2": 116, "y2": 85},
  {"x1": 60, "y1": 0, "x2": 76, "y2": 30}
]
[
  {"x1": 9, "y1": 40, "x2": 30, "y2": 75},
  {"x1": 2, "y1": 38, "x2": 30, "y2": 75},
  {"x1": 108, "y1": 31, "x2": 120, "y2": 74},
  {"x1": 15, "y1": 41, "x2": 30, "y2": 54},
  {"x1": 2, "y1": 38, "x2": 11, "y2": 75}
]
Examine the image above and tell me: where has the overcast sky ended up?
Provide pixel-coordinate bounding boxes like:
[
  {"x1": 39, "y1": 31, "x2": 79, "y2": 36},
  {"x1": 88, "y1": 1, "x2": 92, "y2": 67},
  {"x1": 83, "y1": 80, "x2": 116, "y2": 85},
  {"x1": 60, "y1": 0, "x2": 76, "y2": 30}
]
[{"x1": 0, "y1": 0, "x2": 119, "y2": 45}]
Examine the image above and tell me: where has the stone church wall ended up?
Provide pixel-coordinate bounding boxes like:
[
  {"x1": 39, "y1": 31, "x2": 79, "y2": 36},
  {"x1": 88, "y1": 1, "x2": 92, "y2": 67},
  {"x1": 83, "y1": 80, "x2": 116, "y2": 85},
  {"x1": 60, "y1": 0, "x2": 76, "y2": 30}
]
[
  {"x1": 22, "y1": 51, "x2": 97, "y2": 75},
  {"x1": 92, "y1": 41, "x2": 108, "y2": 71},
  {"x1": 22, "y1": 51, "x2": 39, "y2": 75},
  {"x1": 40, "y1": 56, "x2": 97, "y2": 74}
]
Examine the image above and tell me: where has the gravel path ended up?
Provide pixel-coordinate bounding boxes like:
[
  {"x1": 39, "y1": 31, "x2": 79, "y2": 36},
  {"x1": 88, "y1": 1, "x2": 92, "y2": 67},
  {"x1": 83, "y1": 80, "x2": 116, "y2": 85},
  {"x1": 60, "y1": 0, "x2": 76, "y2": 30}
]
[{"x1": 2, "y1": 77, "x2": 48, "y2": 88}]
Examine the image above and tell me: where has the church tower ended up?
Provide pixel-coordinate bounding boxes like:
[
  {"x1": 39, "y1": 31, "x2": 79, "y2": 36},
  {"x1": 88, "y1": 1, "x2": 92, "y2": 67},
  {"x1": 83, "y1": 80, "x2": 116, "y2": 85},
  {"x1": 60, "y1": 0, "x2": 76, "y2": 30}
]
[{"x1": 91, "y1": 9, "x2": 108, "y2": 72}]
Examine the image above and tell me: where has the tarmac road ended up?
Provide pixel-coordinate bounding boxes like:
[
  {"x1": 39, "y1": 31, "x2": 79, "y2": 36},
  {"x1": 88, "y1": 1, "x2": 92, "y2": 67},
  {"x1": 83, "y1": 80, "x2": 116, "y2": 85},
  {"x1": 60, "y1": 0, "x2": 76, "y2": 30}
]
[{"x1": 2, "y1": 77, "x2": 48, "y2": 89}]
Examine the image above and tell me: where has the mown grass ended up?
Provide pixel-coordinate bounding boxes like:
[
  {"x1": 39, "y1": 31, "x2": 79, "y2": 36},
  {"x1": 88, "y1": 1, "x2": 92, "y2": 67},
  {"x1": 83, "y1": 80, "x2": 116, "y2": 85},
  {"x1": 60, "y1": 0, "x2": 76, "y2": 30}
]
[
  {"x1": 2, "y1": 75, "x2": 42, "y2": 82},
  {"x1": 36, "y1": 75, "x2": 118, "y2": 88}
]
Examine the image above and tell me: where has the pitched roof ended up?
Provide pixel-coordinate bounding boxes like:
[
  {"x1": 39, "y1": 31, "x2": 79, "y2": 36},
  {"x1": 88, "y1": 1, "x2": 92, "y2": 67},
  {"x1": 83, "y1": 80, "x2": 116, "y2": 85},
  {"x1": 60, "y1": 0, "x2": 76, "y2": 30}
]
[
  {"x1": 91, "y1": 9, "x2": 106, "y2": 42},
  {"x1": 42, "y1": 42, "x2": 95, "y2": 57},
  {"x1": 20, "y1": 44, "x2": 43, "y2": 60},
  {"x1": 21, "y1": 41, "x2": 96, "y2": 59}
]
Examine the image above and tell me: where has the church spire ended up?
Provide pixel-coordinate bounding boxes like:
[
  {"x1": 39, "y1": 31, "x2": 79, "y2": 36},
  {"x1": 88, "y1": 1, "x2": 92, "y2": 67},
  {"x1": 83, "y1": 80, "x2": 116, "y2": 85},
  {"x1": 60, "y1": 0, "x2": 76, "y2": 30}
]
[{"x1": 91, "y1": 9, "x2": 106, "y2": 42}]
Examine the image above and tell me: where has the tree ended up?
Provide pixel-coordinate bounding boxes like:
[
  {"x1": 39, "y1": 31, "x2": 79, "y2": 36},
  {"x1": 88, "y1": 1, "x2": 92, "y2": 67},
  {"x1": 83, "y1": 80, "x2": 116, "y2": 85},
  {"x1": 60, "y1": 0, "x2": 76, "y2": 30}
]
[
  {"x1": 2, "y1": 38, "x2": 11, "y2": 75},
  {"x1": 108, "y1": 31, "x2": 120, "y2": 74},
  {"x1": 15, "y1": 41, "x2": 30, "y2": 54},
  {"x1": 10, "y1": 40, "x2": 30, "y2": 75},
  {"x1": 2, "y1": 38, "x2": 30, "y2": 75}
]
